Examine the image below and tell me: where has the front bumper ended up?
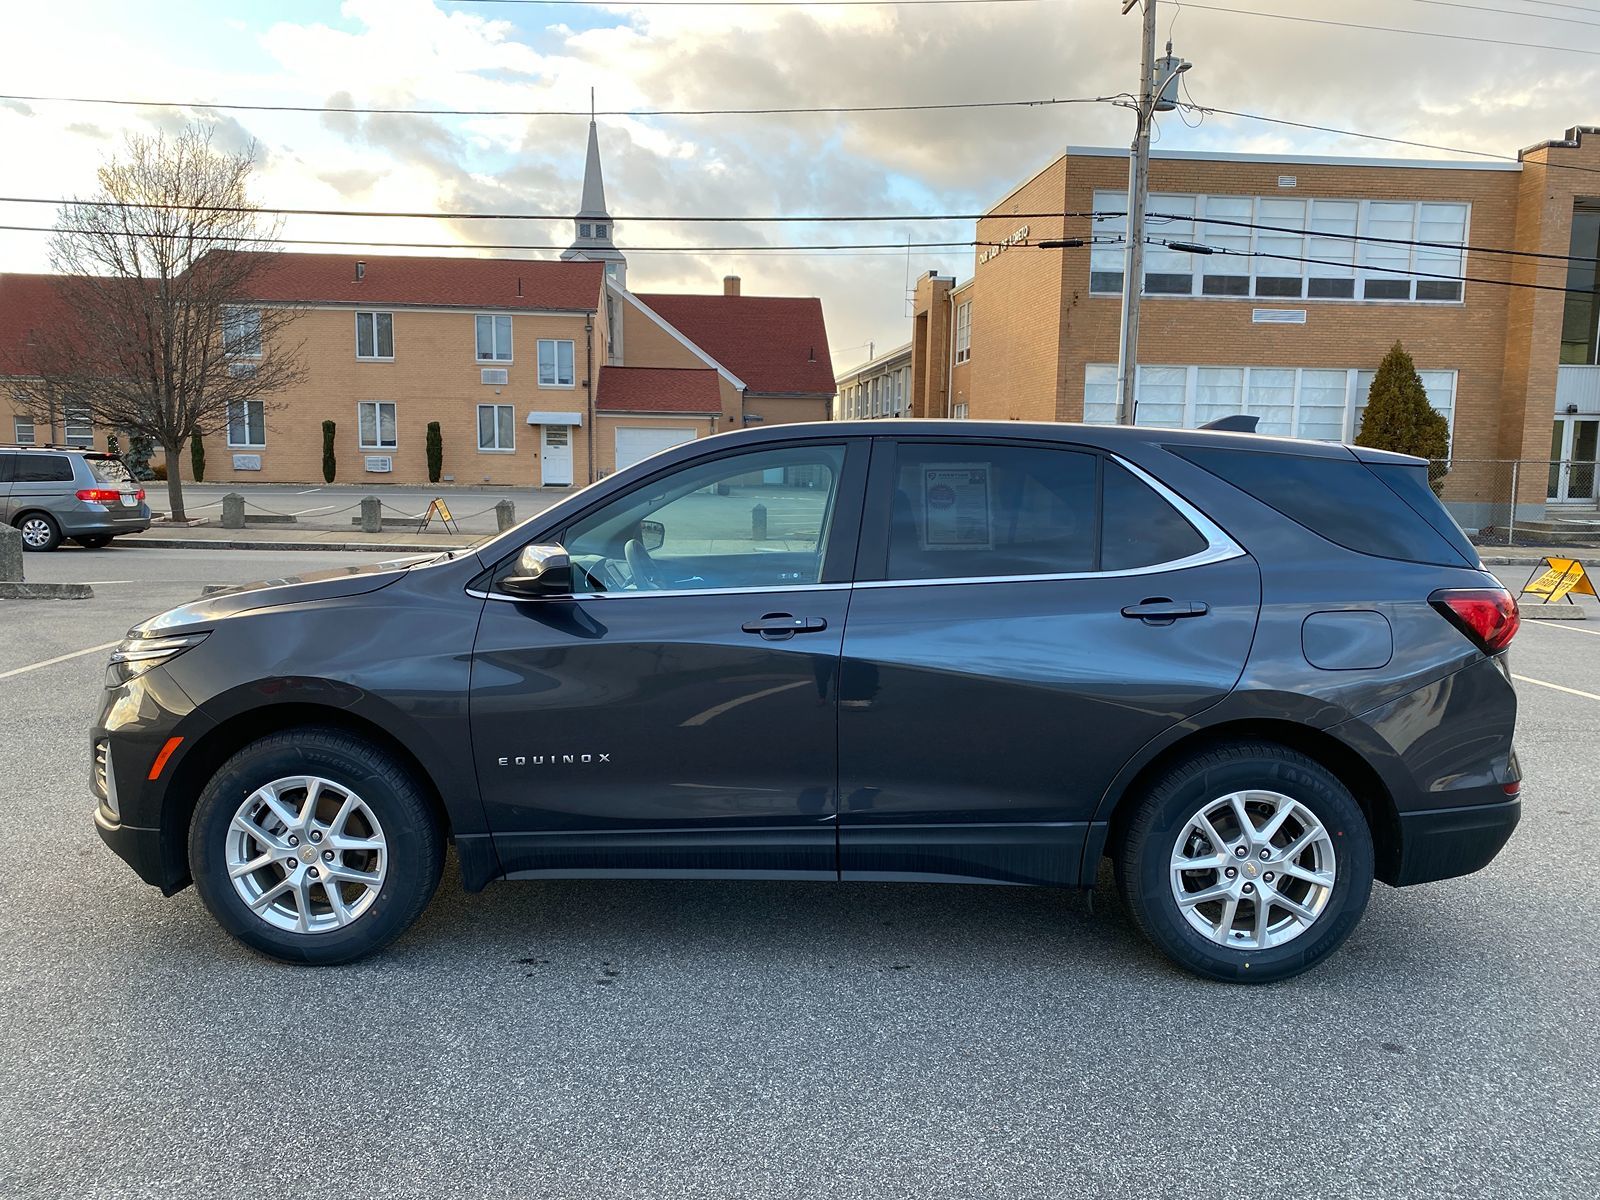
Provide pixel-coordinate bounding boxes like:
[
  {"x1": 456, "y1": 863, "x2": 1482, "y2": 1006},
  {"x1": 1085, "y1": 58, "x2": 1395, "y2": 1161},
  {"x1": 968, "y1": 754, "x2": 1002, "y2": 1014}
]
[
  {"x1": 93, "y1": 804, "x2": 185, "y2": 893},
  {"x1": 1392, "y1": 791, "x2": 1521, "y2": 886}
]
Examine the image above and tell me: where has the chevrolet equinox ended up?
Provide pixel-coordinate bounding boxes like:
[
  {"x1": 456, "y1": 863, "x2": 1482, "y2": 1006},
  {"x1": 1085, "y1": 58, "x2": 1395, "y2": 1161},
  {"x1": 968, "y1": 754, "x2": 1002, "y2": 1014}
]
[{"x1": 92, "y1": 421, "x2": 1521, "y2": 982}]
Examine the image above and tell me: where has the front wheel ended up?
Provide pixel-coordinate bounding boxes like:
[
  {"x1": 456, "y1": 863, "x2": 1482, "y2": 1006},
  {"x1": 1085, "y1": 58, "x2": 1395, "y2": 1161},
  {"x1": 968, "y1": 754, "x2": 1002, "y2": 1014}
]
[
  {"x1": 188, "y1": 728, "x2": 444, "y2": 964},
  {"x1": 1116, "y1": 742, "x2": 1374, "y2": 984}
]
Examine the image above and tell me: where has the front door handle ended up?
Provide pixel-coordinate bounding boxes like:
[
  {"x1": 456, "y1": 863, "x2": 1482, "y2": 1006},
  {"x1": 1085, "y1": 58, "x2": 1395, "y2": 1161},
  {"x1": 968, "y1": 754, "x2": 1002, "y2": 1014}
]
[
  {"x1": 1121, "y1": 598, "x2": 1210, "y2": 624},
  {"x1": 742, "y1": 613, "x2": 829, "y2": 640}
]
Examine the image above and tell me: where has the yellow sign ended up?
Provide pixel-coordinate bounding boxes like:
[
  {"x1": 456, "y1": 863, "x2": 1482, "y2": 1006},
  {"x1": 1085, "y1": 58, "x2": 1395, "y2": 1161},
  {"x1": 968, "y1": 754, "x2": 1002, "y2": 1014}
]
[
  {"x1": 1519, "y1": 557, "x2": 1597, "y2": 604},
  {"x1": 418, "y1": 498, "x2": 458, "y2": 533}
]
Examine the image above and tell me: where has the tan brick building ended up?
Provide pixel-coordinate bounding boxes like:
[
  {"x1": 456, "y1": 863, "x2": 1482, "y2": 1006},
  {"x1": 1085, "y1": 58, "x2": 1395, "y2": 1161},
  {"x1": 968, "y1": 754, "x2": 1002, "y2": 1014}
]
[
  {"x1": 906, "y1": 127, "x2": 1600, "y2": 527},
  {"x1": 0, "y1": 117, "x2": 835, "y2": 490}
]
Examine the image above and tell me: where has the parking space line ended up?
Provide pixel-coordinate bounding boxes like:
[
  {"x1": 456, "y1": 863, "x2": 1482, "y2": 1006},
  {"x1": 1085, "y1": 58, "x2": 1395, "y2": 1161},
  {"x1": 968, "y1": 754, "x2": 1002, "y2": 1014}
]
[
  {"x1": 1519, "y1": 618, "x2": 1600, "y2": 638},
  {"x1": 1512, "y1": 673, "x2": 1600, "y2": 702},
  {"x1": 290, "y1": 505, "x2": 336, "y2": 516},
  {"x1": 0, "y1": 640, "x2": 122, "y2": 682}
]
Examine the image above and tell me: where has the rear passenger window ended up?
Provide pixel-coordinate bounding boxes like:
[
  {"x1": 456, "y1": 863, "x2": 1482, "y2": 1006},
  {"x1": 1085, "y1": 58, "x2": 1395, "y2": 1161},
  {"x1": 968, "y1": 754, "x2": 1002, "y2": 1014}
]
[
  {"x1": 1102, "y1": 461, "x2": 1207, "y2": 569},
  {"x1": 883, "y1": 444, "x2": 1211, "y2": 580},
  {"x1": 1172, "y1": 445, "x2": 1472, "y2": 567},
  {"x1": 13, "y1": 453, "x2": 74, "y2": 483}
]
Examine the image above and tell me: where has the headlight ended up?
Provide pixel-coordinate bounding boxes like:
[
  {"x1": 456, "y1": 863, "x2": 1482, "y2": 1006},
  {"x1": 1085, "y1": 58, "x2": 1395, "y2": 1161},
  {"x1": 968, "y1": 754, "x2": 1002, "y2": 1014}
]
[{"x1": 107, "y1": 632, "x2": 209, "y2": 684}]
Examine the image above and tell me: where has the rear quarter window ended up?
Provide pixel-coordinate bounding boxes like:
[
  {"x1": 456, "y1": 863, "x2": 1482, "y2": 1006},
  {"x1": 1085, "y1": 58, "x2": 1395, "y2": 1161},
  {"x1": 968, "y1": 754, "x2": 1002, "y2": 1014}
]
[{"x1": 1171, "y1": 445, "x2": 1473, "y2": 568}]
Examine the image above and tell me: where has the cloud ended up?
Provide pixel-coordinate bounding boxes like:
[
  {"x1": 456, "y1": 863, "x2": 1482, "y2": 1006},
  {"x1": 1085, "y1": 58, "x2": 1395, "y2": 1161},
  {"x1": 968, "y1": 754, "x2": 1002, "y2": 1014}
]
[{"x1": 1, "y1": 98, "x2": 34, "y2": 116}]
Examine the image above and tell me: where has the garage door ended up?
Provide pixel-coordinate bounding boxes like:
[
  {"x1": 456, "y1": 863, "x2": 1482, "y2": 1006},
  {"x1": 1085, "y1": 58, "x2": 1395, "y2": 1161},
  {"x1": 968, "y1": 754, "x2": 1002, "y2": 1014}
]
[{"x1": 615, "y1": 426, "x2": 696, "y2": 472}]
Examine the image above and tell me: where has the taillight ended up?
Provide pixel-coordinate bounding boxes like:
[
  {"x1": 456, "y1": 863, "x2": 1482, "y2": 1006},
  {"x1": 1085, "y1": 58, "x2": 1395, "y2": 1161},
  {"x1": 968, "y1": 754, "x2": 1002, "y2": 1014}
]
[
  {"x1": 135, "y1": 489, "x2": 145, "y2": 501},
  {"x1": 1430, "y1": 588, "x2": 1519, "y2": 655},
  {"x1": 75, "y1": 488, "x2": 121, "y2": 503}
]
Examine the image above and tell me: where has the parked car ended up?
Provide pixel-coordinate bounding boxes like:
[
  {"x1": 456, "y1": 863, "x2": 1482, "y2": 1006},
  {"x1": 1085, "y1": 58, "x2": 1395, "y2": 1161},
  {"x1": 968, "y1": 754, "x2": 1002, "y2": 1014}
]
[
  {"x1": 1, "y1": 445, "x2": 151, "y2": 550},
  {"x1": 91, "y1": 421, "x2": 1520, "y2": 982}
]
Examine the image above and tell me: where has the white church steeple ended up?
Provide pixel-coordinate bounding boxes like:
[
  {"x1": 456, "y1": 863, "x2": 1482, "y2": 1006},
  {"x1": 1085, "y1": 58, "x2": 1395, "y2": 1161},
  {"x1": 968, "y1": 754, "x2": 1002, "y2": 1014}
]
[{"x1": 561, "y1": 90, "x2": 626, "y2": 289}]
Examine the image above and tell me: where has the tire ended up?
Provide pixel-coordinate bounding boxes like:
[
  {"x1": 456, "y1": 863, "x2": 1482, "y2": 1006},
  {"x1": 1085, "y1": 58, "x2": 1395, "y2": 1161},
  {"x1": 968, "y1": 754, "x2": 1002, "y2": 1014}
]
[
  {"x1": 1115, "y1": 741, "x2": 1374, "y2": 984},
  {"x1": 188, "y1": 728, "x2": 444, "y2": 964},
  {"x1": 74, "y1": 535, "x2": 113, "y2": 549},
  {"x1": 15, "y1": 512, "x2": 62, "y2": 552}
]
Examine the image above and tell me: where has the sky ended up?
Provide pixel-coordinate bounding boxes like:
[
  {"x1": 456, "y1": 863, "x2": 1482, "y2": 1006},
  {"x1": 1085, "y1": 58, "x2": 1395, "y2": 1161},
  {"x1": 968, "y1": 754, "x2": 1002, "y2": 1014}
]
[{"x1": 1, "y1": 0, "x2": 1597, "y2": 373}]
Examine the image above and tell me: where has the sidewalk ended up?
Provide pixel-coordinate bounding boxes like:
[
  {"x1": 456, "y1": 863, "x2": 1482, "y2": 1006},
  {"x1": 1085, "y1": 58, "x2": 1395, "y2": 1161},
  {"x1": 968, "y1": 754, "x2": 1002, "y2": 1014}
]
[{"x1": 121, "y1": 525, "x2": 476, "y2": 554}]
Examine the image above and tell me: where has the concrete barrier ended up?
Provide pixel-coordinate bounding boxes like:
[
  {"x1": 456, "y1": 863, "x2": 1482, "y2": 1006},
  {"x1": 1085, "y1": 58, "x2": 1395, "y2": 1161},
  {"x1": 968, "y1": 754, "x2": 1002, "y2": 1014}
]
[
  {"x1": 495, "y1": 499, "x2": 516, "y2": 532},
  {"x1": 360, "y1": 496, "x2": 382, "y2": 535},
  {"x1": 221, "y1": 493, "x2": 245, "y2": 529},
  {"x1": 0, "y1": 525, "x2": 93, "y2": 599}
]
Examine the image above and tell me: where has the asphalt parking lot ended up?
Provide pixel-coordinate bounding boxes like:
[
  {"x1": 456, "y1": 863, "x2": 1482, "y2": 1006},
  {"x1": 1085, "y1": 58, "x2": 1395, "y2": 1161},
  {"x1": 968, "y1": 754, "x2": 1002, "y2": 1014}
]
[{"x1": 3, "y1": 544, "x2": 1598, "y2": 1198}]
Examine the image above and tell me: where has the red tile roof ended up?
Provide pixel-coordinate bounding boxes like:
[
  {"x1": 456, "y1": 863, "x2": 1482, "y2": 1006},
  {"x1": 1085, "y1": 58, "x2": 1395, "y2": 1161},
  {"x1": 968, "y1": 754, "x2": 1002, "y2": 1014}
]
[
  {"x1": 597, "y1": 366, "x2": 723, "y2": 414},
  {"x1": 0, "y1": 274, "x2": 78, "y2": 376},
  {"x1": 635, "y1": 293, "x2": 836, "y2": 396},
  {"x1": 214, "y1": 251, "x2": 607, "y2": 312}
]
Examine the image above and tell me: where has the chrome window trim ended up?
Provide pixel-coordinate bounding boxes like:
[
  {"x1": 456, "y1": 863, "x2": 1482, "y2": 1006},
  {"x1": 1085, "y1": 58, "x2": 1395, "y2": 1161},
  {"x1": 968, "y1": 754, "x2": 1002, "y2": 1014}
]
[{"x1": 473, "y1": 453, "x2": 1244, "y2": 603}]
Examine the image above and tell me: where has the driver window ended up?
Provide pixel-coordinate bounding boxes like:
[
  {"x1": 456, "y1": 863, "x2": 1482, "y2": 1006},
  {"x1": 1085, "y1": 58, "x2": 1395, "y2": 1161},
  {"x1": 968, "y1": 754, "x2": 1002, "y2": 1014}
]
[{"x1": 563, "y1": 444, "x2": 846, "y2": 593}]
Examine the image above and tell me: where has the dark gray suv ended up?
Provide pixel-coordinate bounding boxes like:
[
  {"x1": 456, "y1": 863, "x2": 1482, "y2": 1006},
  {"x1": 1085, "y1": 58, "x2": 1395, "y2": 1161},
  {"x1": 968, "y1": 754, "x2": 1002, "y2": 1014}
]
[
  {"x1": 91, "y1": 421, "x2": 1520, "y2": 982},
  {"x1": 1, "y1": 446, "x2": 152, "y2": 550}
]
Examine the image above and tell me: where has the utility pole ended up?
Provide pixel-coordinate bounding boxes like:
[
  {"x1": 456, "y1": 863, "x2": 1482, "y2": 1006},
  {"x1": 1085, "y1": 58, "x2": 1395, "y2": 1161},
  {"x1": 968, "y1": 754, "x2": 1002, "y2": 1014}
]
[{"x1": 1115, "y1": 0, "x2": 1189, "y2": 424}]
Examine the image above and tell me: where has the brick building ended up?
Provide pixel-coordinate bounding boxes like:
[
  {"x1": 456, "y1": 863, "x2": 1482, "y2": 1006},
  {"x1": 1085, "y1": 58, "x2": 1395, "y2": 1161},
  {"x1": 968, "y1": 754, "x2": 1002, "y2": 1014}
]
[
  {"x1": 906, "y1": 127, "x2": 1600, "y2": 525},
  {"x1": 0, "y1": 116, "x2": 835, "y2": 489},
  {"x1": 834, "y1": 340, "x2": 912, "y2": 420}
]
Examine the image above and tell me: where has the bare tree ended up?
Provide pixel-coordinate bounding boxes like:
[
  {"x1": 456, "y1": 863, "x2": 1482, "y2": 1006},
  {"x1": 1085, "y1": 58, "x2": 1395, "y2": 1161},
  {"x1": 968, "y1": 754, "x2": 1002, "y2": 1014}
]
[{"x1": 11, "y1": 124, "x2": 304, "y2": 521}]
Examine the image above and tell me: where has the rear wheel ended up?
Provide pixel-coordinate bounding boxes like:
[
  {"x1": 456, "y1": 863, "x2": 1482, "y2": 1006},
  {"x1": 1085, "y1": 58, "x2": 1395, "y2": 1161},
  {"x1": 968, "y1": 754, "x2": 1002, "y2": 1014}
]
[
  {"x1": 74, "y1": 535, "x2": 113, "y2": 549},
  {"x1": 188, "y1": 728, "x2": 444, "y2": 964},
  {"x1": 1115, "y1": 742, "x2": 1374, "y2": 983},
  {"x1": 16, "y1": 512, "x2": 62, "y2": 552}
]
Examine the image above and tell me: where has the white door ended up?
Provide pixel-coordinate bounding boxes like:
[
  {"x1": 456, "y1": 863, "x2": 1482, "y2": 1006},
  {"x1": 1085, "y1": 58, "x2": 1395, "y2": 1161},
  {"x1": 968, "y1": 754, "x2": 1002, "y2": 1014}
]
[
  {"x1": 540, "y1": 425, "x2": 574, "y2": 487},
  {"x1": 615, "y1": 426, "x2": 695, "y2": 472}
]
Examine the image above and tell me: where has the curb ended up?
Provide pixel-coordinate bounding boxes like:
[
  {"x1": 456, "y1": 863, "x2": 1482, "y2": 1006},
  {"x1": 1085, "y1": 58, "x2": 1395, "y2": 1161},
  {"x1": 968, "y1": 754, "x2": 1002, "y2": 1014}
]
[
  {"x1": 122, "y1": 537, "x2": 469, "y2": 554},
  {"x1": 1518, "y1": 602, "x2": 1589, "y2": 620},
  {"x1": 0, "y1": 581, "x2": 94, "y2": 600}
]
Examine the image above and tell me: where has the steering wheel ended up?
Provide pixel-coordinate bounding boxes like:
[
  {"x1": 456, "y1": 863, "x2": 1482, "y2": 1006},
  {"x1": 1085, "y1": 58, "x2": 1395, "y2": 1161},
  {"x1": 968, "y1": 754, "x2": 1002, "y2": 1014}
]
[{"x1": 624, "y1": 538, "x2": 667, "y2": 590}]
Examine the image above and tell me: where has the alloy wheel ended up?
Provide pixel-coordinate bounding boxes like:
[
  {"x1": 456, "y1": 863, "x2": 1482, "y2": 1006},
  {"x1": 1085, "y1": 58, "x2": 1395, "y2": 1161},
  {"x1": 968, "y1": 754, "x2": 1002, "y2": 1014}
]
[
  {"x1": 1169, "y1": 789, "x2": 1337, "y2": 951},
  {"x1": 225, "y1": 776, "x2": 388, "y2": 934},
  {"x1": 19, "y1": 518, "x2": 54, "y2": 548}
]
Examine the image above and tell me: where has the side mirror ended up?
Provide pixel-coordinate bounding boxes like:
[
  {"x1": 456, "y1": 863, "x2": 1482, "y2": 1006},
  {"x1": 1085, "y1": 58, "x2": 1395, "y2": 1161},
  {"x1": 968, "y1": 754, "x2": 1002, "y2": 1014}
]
[
  {"x1": 500, "y1": 543, "x2": 572, "y2": 598},
  {"x1": 639, "y1": 519, "x2": 665, "y2": 552}
]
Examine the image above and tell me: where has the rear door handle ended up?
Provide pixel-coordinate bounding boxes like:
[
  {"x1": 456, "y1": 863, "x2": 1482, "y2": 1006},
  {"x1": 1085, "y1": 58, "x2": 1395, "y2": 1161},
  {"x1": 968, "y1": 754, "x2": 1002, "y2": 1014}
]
[
  {"x1": 741, "y1": 613, "x2": 829, "y2": 640},
  {"x1": 1121, "y1": 599, "x2": 1210, "y2": 623}
]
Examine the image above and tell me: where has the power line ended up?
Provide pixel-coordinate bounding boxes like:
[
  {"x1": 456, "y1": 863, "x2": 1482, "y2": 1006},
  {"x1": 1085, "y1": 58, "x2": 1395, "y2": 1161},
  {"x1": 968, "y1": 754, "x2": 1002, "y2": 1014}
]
[
  {"x1": 1399, "y1": 0, "x2": 1600, "y2": 28},
  {"x1": 0, "y1": 91, "x2": 1119, "y2": 119},
  {"x1": 1180, "y1": 101, "x2": 1600, "y2": 187},
  {"x1": 1182, "y1": 1, "x2": 1600, "y2": 57}
]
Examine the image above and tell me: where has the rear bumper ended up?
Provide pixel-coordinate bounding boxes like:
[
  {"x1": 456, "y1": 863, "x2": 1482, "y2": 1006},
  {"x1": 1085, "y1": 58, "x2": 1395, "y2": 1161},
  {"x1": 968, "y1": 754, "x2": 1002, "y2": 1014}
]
[
  {"x1": 1392, "y1": 791, "x2": 1521, "y2": 886},
  {"x1": 60, "y1": 502, "x2": 152, "y2": 536}
]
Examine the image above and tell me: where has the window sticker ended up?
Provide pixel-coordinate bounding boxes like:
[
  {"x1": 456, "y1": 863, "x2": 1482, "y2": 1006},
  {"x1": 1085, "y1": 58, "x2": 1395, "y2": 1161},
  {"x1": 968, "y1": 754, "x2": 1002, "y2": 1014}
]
[{"x1": 921, "y1": 463, "x2": 992, "y2": 550}]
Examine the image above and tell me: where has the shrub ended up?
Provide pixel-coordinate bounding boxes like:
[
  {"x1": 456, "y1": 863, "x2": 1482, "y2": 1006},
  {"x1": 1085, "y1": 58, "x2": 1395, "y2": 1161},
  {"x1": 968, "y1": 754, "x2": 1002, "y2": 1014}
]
[
  {"x1": 426, "y1": 421, "x2": 442, "y2": 484},
  {"x1": 189, "y1": 432, "x2": 205, "y2": 482},
  {"x1": 322, "y1": 420, "x2": 337, "y2": 483},
  {"x1": 151, "y1": 461, "x2": 169, "y2": 481},
  {"x1": 105, "y1": 432, "x2": 121, "y2": 458},
  {"x1": 127, "y1": 434, "x2": 155, "y2": 481},
  {"x1": 1355, "y1": 341, "x2": 1450, "y2": 461}
]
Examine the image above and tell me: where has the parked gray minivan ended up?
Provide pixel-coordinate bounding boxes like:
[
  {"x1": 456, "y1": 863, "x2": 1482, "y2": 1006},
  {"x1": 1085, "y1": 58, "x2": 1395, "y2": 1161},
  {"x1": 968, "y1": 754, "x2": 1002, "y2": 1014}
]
[{"x1": 0, "y1": 446, "x2": 152, "y2": 550}]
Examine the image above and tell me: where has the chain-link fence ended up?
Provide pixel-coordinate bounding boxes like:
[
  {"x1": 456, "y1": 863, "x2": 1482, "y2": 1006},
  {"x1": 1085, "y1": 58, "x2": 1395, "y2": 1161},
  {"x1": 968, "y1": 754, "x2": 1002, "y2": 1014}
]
[{"x1": 1429, "y1": 459, "x2": 1600, "y2": 547}]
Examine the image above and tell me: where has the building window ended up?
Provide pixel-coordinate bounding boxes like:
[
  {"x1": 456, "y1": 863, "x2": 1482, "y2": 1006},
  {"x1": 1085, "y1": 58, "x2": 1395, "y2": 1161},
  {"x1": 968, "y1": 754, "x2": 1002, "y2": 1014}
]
[
  {"x1": 1562, "y1": 205, "x2": 1600, "y2": 364},
  {"x1": 595, "y1": 224, "x2": 607, "y2": 238},
  {"x1": 1090, "y1": 190, "x2": 1468, "y2": 304},
  {"x1": 579, "y1": 223, "x2": 592, "y2": 238},
  {"x1": 538, "y1": 339, "x2": 576, "y2": 387},
  {"x1": 227, "y1": 399, "x2": 265, "y2": 447},
  {"x1": 475, "y1": 314, "x2": 512, "y2": 362},
  {"x1": 478, "y1": 403, "x2": 515, "y2": 451},
  {"x1": 954, "y1": 301, "x2": 972, "y2": 364},
  {"x1": 356, "y1": 311, "x2": 394, "y2": 360},
  {"x1": 222, "y1": 307, "x2": 262, "y2": 357},
  {"x1": 12, "y1": 417, "x2": 35, "y2": 445},
  {"x1": 63, "y1": 406, "x2": 94, "y2": 448},
  {"x1": 1084, "y1": 362, "x2": 1456, "y2": 446},
  {"x1": 358, "y1": 401, "x2": 397, "y2": 449}
]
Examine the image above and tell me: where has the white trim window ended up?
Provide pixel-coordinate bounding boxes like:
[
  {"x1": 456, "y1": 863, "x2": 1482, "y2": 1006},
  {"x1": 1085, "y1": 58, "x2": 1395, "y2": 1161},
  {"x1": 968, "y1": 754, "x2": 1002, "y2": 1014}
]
[
  {"x1": 63, "y1": 405, "x2": 94, "y2": 449},
  {"x1": 537, "y1": 339, "x2": 576, "y2": 388},
  {"x1": 227, "y1": 399, "x2": 265, "y2": 448},
  {"x1": 356, "y1": 311, "x2": 394, "y2": 360},
  {"x1": 358, "y1": 401, "x2": 397, "y2": 450},
  {"x1": 1085, "y1": 362, "x2": 1457, "y2": 446},
  {"x1": 475, "y1": 314, "x2": 512, "y2": 362},
  {"x1": 478, "y1": 403, "x2": 515, "y2": 451},
  {"x1": 222, "y1": 307, "x2": 262, "y2": 358},
  {"x1": 1090, "y1": 190, "x2": 1469, "y2": 304},
  {"x1": 12, "y1": 417, "x2": 35, "y2": 445},
  {"x1": 954, "y1": 301, "x2": 972, "y2": 364}
]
